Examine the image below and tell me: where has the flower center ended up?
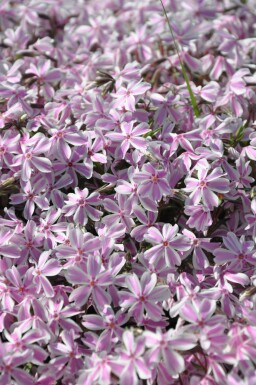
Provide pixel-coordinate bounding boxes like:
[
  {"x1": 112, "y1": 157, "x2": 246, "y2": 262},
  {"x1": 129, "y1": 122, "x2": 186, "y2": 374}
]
[
  {"x1": 151, "y1": 175, "x2": 158, "y2": 183},
  {"x1": 199, "y1": 180, "x2": 207, "y2": 188},
  {"x1": 193, "y1": 239, "x2": 200, "y2": 247},
  {"x1": 108, "y1": 321, "x2": 115, "y2": 329},
  {"x1": 78, "y1": 198, "x2": 86, "y2": 206},
  {"x1": 163, "y1": 241, "x2": 169, "y2": 247}
]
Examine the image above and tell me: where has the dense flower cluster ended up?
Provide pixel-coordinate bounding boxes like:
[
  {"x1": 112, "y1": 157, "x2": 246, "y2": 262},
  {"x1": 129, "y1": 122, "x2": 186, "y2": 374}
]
[{"x1": 0, "y1": 0, "x2": 256, "y2": 384}]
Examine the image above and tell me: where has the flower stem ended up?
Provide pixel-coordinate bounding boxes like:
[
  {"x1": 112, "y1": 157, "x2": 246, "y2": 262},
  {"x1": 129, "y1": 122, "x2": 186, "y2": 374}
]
[{"x1": 159, "y1": 0, "x2": 200, "y2": 118}]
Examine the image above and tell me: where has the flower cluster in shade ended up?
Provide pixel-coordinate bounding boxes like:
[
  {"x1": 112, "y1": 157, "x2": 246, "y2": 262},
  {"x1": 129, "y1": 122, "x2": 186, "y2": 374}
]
[{"x1": 1, "y1": 1, "x2": 256, "y2": 384}]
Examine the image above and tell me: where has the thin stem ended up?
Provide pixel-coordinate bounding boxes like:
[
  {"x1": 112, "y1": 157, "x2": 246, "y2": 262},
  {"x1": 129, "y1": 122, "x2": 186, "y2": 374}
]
[{"x1": 159, "y1": 0, "x2": 200, "y2": 118}]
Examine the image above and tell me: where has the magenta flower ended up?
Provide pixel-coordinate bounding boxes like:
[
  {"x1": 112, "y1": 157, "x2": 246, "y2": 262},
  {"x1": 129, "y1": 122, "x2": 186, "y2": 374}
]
[
  {"x1": 19, "y1": 220, "x2": 43, "y2": 261},
  {"x1": 38, "y1": 207, "x2": 67, "y2": 249},
  {"x1": 179, "y1": 299, "x2": 223, "y2": 331},
  {"x1": 63, "y1": 187, "x2": 102, "y2": 225},
  {"x1": 78, "y1": 351, "x2": 113, "y2": 385},
  {"x1": 184, "y1": 204, "x2": 213, "y2": 232},
  {"x1": 106, "y1": 121, "x2": 149, "y2": 158},
  {"x1": 4, "y1": 326, "x2": 48, "y2": 365},
  {"x1": 112, "y1": 80, "x2": 151, "y2": 111},
  {"x1": 25, "y1": 59, "x2": 62, "y2": 99},
  {"x1": 65, "y1": 255, "x2": 112, "y2": 311},
  {"x1": 11, "y1": 134, "x2": 52, "y2": 181},
  {"x1": 0, "y1": 346, "x2": 34, "y2": 385},
  {"x1": 56, "y1": 226, "x2": 100, "y2": 266},
  {"x1": 10, "y1": 177, "x2": 49, "y2": 219},
  {"x1": 245, "y1": 198, "x2": 256, "y2": 241},
  {"x1": 49, "y1": 125, "x2": 85, "y2": 160},
  {"x1": 53, "y1": 147, "x2": 91, "y2": 188},
  {"x1": 119, "y1": 272, "x2": 170, "y2": 323},
  {"x1": 185, "y1": 160, "x2": 229, "y2": 209},
  {"x1": 130, "y1": 206, "x2": 158, "y2": 242},
  {"x1": 182, "y1": 229, "x2": 220, "y2": 270},
  {"x1": 144, "y1": 224, "x2": 191, "y2": 267},
  {"x1": 103, "y1": 194, "x2": 135, "y2": 233},
  {"x1": 83, "y1": 305, "x2": 129, "y2": 348},
  {"x1": 47, "y1": 299, "x2": 82, "y2": 335},
  {"x1": 133, "y1": 163, "x2": 170, "y2": 201},
  {"x1": 32, "y1": 251, "x2": 61, "y2": 297},
  {"x1": 112, "y1": 330, "x2": 151, "y2": 385},
  {"x1": 0, "y1": 227, "x2": 20, "y2": 259},
  {"x1": 214, "y1": 232, "x2": 256, "y2": 269},
  {"x1": 49, "y1": 330, "x2": 83, "y2": 374},
  {"x1": 144, "y1": 329, "x2": 197, "y2": 377}
]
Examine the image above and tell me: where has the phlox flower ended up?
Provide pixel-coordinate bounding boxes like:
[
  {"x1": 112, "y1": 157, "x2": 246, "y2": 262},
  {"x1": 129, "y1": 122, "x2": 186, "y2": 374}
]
[
  {"x1": 179, "y1": 299, "x2": 223, "y2": 331},
  {"x1": 112, "y1": 80, "x2": 151, "y2": 111},
  {"x1": 4, "y1": 326, "x2": 48, "y2": 365},
  {"x1": 0, "y1": 227, "x2": 20, "y2": 259},
  {"x1": 48, "y1": 125, "x2": 85, "y2": 160},
  {"x1": 77, "y1": 351, "x2": 113, "y2": 385},
  {"x1": 119, "y1": 272, "x2": 170, "y2": 323},
  {"x1": 11, "y1": 134, "x2": 52, "y2": 181},
  {"x1": 56, "y1": 226, "x2": 100, "y2": 266},
  {"x1": 65, "y1": 255, "x2": 112, "y2": 311},
  {"x1": 130, "y1": 206, "x2": 158, "y2": 242},
  {"x1": 53, "y1": 147, "x2": 92, "y2": 188},
  {"x1": 38, "y1": 207, "x2": 67, "y2": 249},
  {"x1": 185, "y1": 160, "x2": 229, "y2": 209},
  {"x1": 182, "y1": 229, "x2": 220, "y2": 270},
  {"x1": 214, "y1": 232, "x2": 256, "y2": 269},
  {"x1": 184, "y1": 204, "x2": 213, "y2": 232},
  {"x1": 103, "y1": 194, "x2": 135, "y2": 232},
  {"x1": 10, "y1": 177, "x2": 49, "y2": 220},
  {"x1": 49, "y1": 330, "x2": 83, "y2": 374},
  {"x1": 47, "y1": 299, "x2": 82, "y2": 334},
  {"x1": 144, "y1": 328, "x2": 197, "y2": 378},
  {"x1": 106, "y1": 121, "x2": 149, "y2": 158},
  {"x1": 82, "y1": 132, "x2": 107, "y2": 178},
  {"x1": 0, "y1": 344, "x2": 34, "y2": 385},
  {"x1": 111, "y1": 330, "x2": 152, "y2": 385},
  {"x1": 63, "y1": 187, "x2": 102, "y2": 226},
  {"x1": 0, "y1": 129, "x2": 20, "y2": 168},
  {"x1": 5, "y1": 265, "x2": 35, "y2": 303},
  {"x1": 245, "y1": 198, "x2": 256, "y2": 241},
  {"x1": 83, "y1": 305, "x2": 129, "y2": 348},
  {"x1": 133, "y1": 163, "x2": 170, "y2": 202},
  {"x1": 144, "y1": 224, "x2": 191, "y2": 267},
  {"x1": 32, "y1": 251, "x2": 61, "y2": 298},
  {"x1": 19, "y1": 220, "x2": 43, "y2": 261},
  {"x1": 25, "y1": 59, "x2": 62, "y2": 99}
]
